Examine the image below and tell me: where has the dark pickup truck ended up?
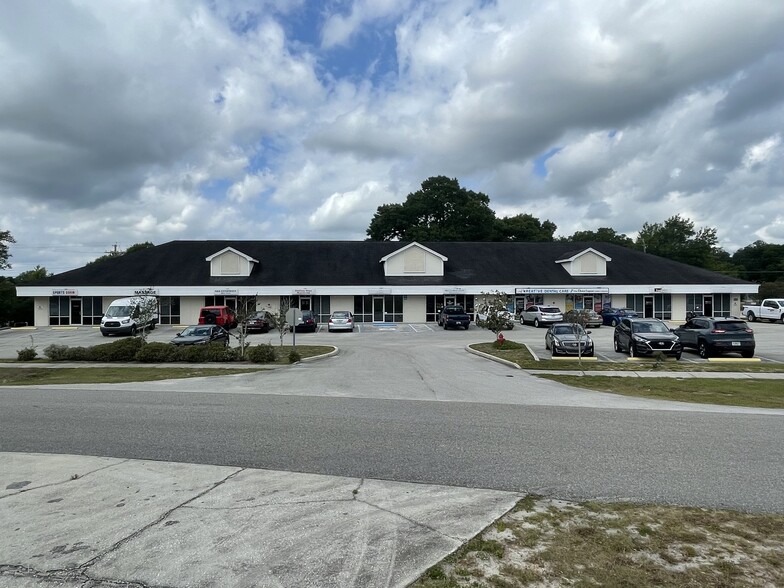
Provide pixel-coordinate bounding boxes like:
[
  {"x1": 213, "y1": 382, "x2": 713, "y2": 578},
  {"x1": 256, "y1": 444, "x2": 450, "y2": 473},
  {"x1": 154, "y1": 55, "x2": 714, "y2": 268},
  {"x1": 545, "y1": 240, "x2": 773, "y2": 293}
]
[{"x1": 437, "y1": 305, "x2": 472, "y2": 330}]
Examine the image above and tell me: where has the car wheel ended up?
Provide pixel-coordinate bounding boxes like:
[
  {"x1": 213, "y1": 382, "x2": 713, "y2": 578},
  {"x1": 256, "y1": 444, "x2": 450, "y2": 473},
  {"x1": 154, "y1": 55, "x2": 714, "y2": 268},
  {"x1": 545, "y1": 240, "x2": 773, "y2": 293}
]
[
  {"x1": 628, "y1": 343, "x2": 636, "y2": 358},
  {"x1": 698, "y1": 341, "x2": 710, "y2": 359},
  {"x1": 675, "y1": 353, "x2": 682, "y2": 360},
  {"x1": 131, "y1": 325, "x2": 138, "y2": 336},
  {"x1": 102, "y1": 332, "x2": 109, "y2": 337},
  {"x1": 534, "y1": 318, "x2": 540, "y2": 328},
  {"x1": 443, "y1": 324, "x2": 448, "y2": 330},
  {"x1": 613, "y1": 337, "x2": 621, "y2": 352},
  {"x1": 545, "y1": 339, "x2": 550, "y2": 350},
  {"x1": 746, "y1": 312, "x2": 756, "y2": 322},
  {"x1": 611, "y1": 318, "x2": 618, "y2": 327},
  {"x1": 149, "y1": 322, "x2": 155, "y2": 331}
]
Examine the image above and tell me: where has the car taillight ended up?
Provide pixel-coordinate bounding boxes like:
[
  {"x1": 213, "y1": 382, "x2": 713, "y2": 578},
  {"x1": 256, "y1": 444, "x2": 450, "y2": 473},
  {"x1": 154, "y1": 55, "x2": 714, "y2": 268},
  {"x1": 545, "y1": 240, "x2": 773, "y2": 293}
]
[
  {"x1": 710, "y1": 329, "x2": 726, "y2": 334},
  {"x1": 347, "y1": 318, "x2": 352, "y2": 323},
  {"x1": 745, "y1": 328, "x2": 753, "y2": 333}
]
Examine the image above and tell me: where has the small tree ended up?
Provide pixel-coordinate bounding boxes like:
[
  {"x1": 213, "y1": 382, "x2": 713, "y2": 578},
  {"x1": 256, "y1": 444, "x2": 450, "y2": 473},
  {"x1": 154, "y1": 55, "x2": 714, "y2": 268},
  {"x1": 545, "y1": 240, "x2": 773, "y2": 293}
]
[
  {"x1": 476, "y1": 291, "x2": 512, "y2": 340},
  {"x1": 564, "y1": 309, "x2": 591, "y2": 363},
  {"x1": 231, "y1": 295, "x2": 258, "y2": 359},
  {"x1": 129, "y1": 287, "x2": 159, "y2": 343},
  {"x1": 271, "y1": 296, "x2": 292, "y2": 347}
]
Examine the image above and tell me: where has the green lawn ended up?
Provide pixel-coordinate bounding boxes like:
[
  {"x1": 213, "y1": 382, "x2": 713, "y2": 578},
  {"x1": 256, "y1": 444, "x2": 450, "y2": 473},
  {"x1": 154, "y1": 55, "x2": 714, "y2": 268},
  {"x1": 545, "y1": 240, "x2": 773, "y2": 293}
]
[
  {"x1": 539, "y1": 375, "x2": 784, "y2": 408},
  {"x1": 0, "y1": 367, "x2": 267, "y2": 386}
]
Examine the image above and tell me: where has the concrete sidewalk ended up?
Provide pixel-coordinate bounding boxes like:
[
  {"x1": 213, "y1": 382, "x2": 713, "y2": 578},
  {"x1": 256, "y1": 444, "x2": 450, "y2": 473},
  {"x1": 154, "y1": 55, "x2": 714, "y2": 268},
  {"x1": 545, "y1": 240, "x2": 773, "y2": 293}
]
[{"x1": 0, "y1": 452, "x2": 520, "y2": 588}]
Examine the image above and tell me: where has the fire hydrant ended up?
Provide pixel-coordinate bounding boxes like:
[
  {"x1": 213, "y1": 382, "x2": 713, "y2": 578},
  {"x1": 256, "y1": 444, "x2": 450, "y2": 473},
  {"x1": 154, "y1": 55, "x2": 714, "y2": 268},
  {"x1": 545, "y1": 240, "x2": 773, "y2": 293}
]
[{"x1": 496, "y1": 332, "x2": 505, "y2": 346}]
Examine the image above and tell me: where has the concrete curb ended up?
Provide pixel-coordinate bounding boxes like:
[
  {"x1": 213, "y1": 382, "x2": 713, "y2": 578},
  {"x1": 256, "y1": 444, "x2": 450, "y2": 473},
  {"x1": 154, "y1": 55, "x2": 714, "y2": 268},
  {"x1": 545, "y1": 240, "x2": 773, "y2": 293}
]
[
  {"x1": 465, "y1": 345, "x2": 521, "y2": 370},
  {"x1": 300, "y1": 345, "x2": 339, "y2": 362}
]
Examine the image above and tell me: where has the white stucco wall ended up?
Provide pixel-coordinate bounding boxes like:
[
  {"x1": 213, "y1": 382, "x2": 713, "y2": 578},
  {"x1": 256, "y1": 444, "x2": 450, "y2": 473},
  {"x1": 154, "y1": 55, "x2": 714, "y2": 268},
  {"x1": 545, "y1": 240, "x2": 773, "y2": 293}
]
[
  {"x1": 671, "y1": 295, "x2": 687, "y2": 322},
  {"x1": 383, "y1": 248, "x2": 444, "y2": 276},
  {"x1": 403, "y1": 296, "x2": 427, "y2": 322},
  {"x1": 330, "y1": 296, "x2": 354, "y2": 313},
  {"x1": 180, "y1": 297, "x2": 205, "y2": 325},
  {"x1": 33, "y1": 297, "x2": 48, "y2": 326}
]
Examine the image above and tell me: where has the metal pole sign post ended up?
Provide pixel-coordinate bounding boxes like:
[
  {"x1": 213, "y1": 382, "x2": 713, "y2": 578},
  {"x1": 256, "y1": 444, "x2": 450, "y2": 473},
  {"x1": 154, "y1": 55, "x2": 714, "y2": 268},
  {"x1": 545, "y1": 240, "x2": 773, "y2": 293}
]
[{"x1": 285, "y1": 308, "x2": 302, "y2": 347}]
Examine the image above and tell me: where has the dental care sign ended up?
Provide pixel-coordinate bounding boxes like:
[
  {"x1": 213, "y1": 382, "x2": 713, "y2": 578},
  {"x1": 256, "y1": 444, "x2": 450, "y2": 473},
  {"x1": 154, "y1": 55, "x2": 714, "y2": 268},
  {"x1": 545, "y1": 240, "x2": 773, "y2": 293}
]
[{"x1": 516, "y1": 287, "x2": 609, "y2": 294}]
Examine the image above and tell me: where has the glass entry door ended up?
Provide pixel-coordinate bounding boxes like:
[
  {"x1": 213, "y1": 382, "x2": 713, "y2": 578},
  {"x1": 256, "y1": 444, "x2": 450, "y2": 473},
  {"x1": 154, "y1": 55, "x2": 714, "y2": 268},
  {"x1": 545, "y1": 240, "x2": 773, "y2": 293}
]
[
  {"x1": 373, "y1": 297, "x2": 384, "y2": 322},
  {"x1": 70, "y1": 298, "x2": 82, "y2": 325}
]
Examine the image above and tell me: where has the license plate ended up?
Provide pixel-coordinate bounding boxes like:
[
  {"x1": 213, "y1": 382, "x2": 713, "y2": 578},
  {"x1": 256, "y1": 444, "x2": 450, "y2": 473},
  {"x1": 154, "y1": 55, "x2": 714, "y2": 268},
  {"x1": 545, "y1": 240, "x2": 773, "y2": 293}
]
[{"x1": 732, "y1": 341, "x2": 740, "y2": 346}]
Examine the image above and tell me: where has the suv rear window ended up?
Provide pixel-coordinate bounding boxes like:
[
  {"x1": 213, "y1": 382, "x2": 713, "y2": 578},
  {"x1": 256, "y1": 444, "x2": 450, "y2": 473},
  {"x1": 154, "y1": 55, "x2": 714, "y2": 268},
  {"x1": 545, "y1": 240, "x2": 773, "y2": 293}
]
[
  {"x1": 715, "y1": 321, "x2": 748, "y2": 331},
  {"x1": 541, "y1": 307, "x2": 560, "y2": 313}
]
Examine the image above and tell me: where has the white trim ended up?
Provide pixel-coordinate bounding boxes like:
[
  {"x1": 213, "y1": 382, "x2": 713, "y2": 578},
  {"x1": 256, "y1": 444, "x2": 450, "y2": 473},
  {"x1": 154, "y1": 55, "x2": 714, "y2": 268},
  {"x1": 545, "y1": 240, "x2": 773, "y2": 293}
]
[
  {"x1": 379, "y1": 241, "x2": 448, "y2": 263},
  {"x1": 204, "y1": 247, "x2": 259, "y2": 263},
  {"x1": 555, "y1": 247, "x2": 612, "y2": 264}
]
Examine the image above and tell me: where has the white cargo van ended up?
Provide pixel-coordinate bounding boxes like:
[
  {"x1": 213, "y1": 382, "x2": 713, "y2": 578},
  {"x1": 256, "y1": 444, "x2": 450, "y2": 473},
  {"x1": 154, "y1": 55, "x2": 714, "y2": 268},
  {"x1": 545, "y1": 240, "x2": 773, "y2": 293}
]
[{"x1": 100, "y1": 296, "x2": 159, "y2": 336}]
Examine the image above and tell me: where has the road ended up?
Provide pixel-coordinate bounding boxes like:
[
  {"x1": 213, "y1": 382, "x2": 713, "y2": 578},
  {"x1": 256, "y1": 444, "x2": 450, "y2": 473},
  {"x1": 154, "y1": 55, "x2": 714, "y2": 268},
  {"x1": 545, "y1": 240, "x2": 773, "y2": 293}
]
[{"x1": 2, "y1": 330, "x2": 783, "y2": 512}]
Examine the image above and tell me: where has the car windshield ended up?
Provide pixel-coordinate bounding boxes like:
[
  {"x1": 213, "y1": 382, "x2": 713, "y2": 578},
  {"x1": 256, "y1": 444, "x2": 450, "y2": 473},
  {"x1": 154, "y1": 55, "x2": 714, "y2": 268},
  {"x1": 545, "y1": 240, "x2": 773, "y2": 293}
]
[
  {"x1": 105, "y1": 305, "x2": 133, "y2": 317},
  {"x1": 553, "y1": 325, "x2": 584, "y2": 335},
  {"x1": 632, "y1": 321, "x2": 669, "y2": 334},
  {"x1": 181, "y1": 326, "x2": 208, "y2": 336}
]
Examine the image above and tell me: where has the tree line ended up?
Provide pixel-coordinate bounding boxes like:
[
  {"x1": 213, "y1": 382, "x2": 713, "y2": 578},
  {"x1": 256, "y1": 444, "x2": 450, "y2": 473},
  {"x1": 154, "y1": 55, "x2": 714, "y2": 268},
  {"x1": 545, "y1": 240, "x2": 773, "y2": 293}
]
[
  {"x1": 366, "y1": 176, "x2": 784, "y2": 296},
  {"x1": 1, "y1": 175, "x2": 783, "y2": 325}
]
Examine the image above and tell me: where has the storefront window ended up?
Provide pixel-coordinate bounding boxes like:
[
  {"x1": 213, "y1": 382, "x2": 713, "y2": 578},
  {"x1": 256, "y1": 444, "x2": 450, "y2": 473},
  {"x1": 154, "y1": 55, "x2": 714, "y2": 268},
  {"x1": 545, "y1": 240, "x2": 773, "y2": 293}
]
[
  {"x1": 49, "y1": 297, "x2": 69, "y2": 325},
  {"x1": 159, "y1": 296, "x2": 181, "y2": 325}
]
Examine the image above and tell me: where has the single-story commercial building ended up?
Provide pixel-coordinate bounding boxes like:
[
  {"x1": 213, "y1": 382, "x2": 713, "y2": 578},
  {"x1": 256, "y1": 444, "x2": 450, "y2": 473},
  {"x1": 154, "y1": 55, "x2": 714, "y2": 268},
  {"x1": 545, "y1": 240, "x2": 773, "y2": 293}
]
[{"x1": 16, "y1": 240, "x2": 758, "y2": 327}]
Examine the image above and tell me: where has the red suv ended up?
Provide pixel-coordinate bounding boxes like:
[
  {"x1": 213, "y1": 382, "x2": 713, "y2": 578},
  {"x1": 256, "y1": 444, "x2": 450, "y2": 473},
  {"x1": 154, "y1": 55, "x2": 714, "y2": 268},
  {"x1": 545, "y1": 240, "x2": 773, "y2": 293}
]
[{"x1": 198, "y1": 305, "x2": 237, "y2": 329}]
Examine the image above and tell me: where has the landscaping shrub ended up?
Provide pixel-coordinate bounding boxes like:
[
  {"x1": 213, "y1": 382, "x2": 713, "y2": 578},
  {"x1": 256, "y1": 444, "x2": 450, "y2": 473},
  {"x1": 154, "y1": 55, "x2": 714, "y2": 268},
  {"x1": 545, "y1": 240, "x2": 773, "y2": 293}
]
[
  {"x1": 135, "y1": 342, "x2": 179, "y2": 363},
  {"x1": 247, "y1": 343, "x2": 276, "y2": 363},
  {"x1": 65, "y1": 346, "x2": 91, "y2": 361},
  {"x1": 203, "y1": 344, "x2": 238, "y2": 362},
  {"x1": 43, "y1": 344, "x2": 69, "y2": 361},
  {"x1": 17, "y1": 347, "x2": 37, "y2": 361},
  {"x1": 288, "y1": 348, "x2": 302, "y2": 363},
  {"x1": 175, "y1": 345, "x2": 209, "y2": 363},
  {"x1": 89, "y1": 337, "x2": 143, "y2": 362}
]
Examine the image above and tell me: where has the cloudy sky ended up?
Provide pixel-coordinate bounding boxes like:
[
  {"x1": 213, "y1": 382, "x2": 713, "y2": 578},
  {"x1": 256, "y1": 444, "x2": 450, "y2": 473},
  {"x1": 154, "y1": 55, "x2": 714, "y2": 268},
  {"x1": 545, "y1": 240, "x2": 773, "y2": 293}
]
[{"x1": 2, "y1": 0, "x2": 783, "y2": 276}]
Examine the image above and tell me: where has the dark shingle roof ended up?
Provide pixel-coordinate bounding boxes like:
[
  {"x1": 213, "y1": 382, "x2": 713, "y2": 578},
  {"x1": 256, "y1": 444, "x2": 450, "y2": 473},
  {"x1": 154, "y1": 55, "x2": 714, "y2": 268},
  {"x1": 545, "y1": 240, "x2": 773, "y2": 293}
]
[{"x1": 28, "y1": 240, "x2": 753, "y2": 287}]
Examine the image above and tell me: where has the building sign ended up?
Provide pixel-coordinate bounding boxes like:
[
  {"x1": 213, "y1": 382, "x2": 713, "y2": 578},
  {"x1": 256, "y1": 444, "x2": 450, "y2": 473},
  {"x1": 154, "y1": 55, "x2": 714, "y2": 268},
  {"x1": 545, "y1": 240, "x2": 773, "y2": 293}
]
[
  {"x1": 294, "y1": 289, "x2": 313, "y2": 295},
  {"x1": 444, "y1": 287, "x2": 465, "y2": 293},
  {"x1": 515, "y1": 287, "x2": 609, "y2": 294},
  {"x1": 214, "y1": 288, "x2": 238, "y2": 295},
  {"x1": 52, "y1": 289, "x2": 77, "y2": 296},
  {"x1": 134, "y1": 288, "x2": 159, "y2": 296}
]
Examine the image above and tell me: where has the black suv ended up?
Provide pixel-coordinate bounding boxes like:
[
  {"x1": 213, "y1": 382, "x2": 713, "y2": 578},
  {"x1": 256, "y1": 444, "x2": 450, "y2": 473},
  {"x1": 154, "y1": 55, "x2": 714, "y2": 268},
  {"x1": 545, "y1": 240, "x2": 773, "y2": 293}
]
[
  {"x1": 613, "y1": 317, "x2": 682, "y2": 359},
  {"x1": 672, "y1": 316, "x2": 755, "y2": 358}
]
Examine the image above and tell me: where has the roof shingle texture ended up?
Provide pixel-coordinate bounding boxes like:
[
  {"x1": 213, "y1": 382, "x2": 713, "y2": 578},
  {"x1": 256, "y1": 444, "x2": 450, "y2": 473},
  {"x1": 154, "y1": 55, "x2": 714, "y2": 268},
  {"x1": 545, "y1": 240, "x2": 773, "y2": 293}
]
[{"x1": 30, "y1": 241, "x2": 752, "y2": 287}]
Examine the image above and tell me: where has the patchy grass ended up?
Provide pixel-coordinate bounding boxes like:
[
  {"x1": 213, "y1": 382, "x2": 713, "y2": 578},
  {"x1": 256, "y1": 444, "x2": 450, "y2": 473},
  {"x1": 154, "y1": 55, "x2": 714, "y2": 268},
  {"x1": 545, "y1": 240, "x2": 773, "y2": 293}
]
[
  {"x1": 470, "y1": 341, "x2": 784, "y2": 373},
  {"x1": 263, "y1": 345, "x2": 334, "y2": 364},
  {"x1": 0, "y1": 367, "x2": 266, "y2": 386},
  {"x1": 538, "y1": 375, "x2": 784, "y2": 409},
  {"x1": 411, "y1": 497, "x2": 784, "y2": 588}
]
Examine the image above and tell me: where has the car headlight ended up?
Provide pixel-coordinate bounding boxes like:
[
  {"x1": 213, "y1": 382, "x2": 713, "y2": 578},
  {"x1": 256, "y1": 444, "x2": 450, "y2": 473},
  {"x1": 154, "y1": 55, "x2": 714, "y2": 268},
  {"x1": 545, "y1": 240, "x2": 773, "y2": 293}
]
[
  {"x1": 121, "y1": 319, "x2": 130, "y2": 324},
  {"x1": 632, "y1": 335, "x2": 646, "y2": 343}
]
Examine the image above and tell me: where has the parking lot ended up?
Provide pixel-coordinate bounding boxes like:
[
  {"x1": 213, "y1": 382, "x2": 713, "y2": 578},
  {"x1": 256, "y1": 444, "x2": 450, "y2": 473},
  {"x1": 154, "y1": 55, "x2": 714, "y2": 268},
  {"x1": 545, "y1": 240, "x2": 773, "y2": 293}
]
[{"x1": 1, "y1": 320, "x2": 783, "y2": 364}]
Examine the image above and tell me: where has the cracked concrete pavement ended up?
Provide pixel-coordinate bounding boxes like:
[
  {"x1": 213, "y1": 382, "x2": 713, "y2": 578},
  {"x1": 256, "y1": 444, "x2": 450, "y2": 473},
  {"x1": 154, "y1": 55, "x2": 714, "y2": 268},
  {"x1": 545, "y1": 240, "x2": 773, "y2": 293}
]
[{"x1": 0, "y1": 452, "x2": 520, "y2": 587}]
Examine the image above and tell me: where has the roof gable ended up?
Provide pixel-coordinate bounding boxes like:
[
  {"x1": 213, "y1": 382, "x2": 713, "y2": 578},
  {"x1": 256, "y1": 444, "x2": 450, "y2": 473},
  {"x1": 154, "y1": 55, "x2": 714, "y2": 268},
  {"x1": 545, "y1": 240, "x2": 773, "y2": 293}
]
[
  {"x1": 556, "y1": 247, "x2": 611, "y2": 277},
  {"x1": 380, "y1": 242, "x2": 448, "y2": 277},
  {"x1": 205, "y1": 247, "x2": 259, "y2": 278}
]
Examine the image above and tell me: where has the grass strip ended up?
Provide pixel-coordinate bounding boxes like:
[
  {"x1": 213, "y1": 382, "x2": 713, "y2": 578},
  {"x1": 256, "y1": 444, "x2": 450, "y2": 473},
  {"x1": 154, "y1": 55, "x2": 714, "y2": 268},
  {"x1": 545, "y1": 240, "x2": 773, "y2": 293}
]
[
  {"x1": 0, "y1": 367, "x2": 265, "y2": 386},
  {"x1": 470, "y1": 341, "x2": 784, "y2": 373},
  {"x1": 538, "y1": 374, "x2": 784, "y2": 408}
]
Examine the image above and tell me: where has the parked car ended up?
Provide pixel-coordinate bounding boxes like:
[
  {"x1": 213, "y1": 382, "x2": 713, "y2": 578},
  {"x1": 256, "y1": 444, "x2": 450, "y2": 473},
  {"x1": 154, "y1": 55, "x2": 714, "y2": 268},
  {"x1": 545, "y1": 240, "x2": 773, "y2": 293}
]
[
  {"x1": 476, "y1": 307, "x2": 515, "y2": 330},
  {"x1": 243, "y1": 311, "x2": 272, "y2": 333},
  {"x1": 563, "y1": 309, "x2": 602, "y2": 328},
  {"x1": 672, "y1": 316, "x2": 755, "y2": 358},
  {"x1": 613, "y1": 317, "x2": 682, "y2": 359},
  {"x1": 290, "y1": 310, "x2": 318, "y2": 333},
  {"x1": 599, "y1": 307, "x2": 638, "y2": 326},
  {"x1": 740, "y1": 299, "x2": 784, "y2": 323},
  {"x1": 171, "y1": 325, "x2": 230, "y2": 346},
  {"x1": 545, "y1": 323, "x2": 594, "y2": 357},
  {"x1": 198, "y1": 305, "x2": 237, "y2": 329},
  {"x1": 438, "y1": 305, "x2": 472, "y2": 329},
  {"x1": 519, "y1": 305, "x2": 563, "y2": 328},
  {"x1": 100, "y1": 296, "x2": 159, "y2": 336},
  {"x1": 328, "y1": 310, "x2": 354, "y2": 332}
]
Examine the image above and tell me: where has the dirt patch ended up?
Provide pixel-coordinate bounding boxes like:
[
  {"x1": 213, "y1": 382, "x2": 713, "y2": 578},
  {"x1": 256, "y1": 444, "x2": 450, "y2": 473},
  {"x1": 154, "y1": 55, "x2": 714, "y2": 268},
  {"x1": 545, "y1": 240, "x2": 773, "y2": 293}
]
[{"x1": 411, "y1": 496, "x2": 784, "y2": 587}]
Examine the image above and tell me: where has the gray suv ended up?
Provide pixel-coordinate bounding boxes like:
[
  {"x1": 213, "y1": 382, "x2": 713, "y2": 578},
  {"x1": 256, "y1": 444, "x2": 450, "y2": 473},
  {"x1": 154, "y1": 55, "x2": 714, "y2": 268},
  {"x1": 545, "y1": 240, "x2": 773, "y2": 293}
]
[
  {"x1": 672, "y1": 316, "x2": 755, "y2": 358},
  {"x1": 613, "y1": 317, "x2": 682, "y2": 359}
]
